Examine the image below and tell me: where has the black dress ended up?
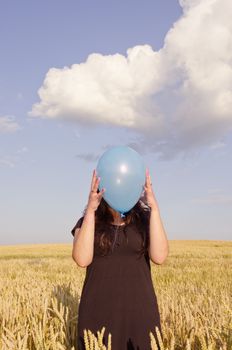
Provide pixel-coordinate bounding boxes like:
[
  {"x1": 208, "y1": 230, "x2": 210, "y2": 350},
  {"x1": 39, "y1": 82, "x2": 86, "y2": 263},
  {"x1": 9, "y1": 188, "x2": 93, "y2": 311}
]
[{"x1": 71, "y1": 216, "x2": 163, "y2": 350}]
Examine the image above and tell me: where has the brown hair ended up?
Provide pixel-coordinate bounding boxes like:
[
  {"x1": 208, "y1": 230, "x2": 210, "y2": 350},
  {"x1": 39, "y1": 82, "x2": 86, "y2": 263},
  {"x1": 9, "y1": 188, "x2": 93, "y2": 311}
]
[{"x1": 81, "y1": 193, "x2": 151, "y2": 258}]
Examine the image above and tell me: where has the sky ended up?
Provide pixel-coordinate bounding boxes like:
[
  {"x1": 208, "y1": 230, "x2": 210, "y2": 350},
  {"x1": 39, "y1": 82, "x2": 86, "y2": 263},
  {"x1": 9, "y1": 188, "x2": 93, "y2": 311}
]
[{"x1": 0, "y1": 0, "x2": 232, "y2": 245}]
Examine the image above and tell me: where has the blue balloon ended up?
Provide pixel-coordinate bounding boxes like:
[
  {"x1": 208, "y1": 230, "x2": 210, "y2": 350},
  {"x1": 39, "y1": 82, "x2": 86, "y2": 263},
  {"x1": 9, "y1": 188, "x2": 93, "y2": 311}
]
[{"x1": 96, "y1": 146, "x2": 146, "y2": 215}]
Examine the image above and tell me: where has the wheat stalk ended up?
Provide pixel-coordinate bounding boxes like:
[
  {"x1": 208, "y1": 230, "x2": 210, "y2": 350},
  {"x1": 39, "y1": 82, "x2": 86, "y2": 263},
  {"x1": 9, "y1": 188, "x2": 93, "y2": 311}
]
[{"x1": 0, "y1": 241, "x2": 231, "y2": 349}]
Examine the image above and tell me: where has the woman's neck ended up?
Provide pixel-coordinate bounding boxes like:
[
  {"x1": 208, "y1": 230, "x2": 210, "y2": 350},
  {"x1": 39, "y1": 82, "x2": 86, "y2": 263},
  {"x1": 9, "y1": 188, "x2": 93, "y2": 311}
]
[{"x1": 109, "y1": 208, "x2": 125, "y2": 225}]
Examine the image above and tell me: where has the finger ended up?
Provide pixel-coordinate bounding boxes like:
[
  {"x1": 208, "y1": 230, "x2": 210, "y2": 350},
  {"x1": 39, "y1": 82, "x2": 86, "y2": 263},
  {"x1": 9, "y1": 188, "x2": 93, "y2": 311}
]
[
  {"x1": 99, "y1": 187, "x2": 105, "y2": 195},
  {"x1": 91, "y1": 170, "x2": 100, "y2": 193},
  {"x1": 146, "y1": 168, "x2": 150, "y2": 178},
  {"x1": 90, "y1": 169, "x2": 97, "y2": 191},
  {"x1": 144, "y1": 184, "x2": 152, "y2": 192},
  {"x1": 92, "y1": 175, "x2": 101, "y2": 192},
  {"x1": 145, "y1": 176, "x2": 149, "y2": 187},
  {"x1": 145, "y1": 168, "x2": 150, "y2": 185},
  {"x1": 97, "y1": 187, "x2": 105, "y2": 199},
  {"x1": 145, "y1": 178, "x2": 149, "y2": 187},
  {"x1": 145, "y1": 169, "x2": 152, "y2": 187}
]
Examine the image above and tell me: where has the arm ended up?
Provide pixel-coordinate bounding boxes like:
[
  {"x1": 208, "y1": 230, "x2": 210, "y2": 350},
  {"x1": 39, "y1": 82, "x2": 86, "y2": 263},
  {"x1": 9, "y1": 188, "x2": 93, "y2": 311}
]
[
  {"x1": 143, "y1": 167, "x2": 169, "y2": 265},
  {"x1": 72, "y1": 207, "x2": 95, "y2": 267},
  {"x1": 148, "y1": 208, "x2": 169, "y2": 265},
  {"x1": 71, "y1": 169, "x2": 105, "y2": 268}
]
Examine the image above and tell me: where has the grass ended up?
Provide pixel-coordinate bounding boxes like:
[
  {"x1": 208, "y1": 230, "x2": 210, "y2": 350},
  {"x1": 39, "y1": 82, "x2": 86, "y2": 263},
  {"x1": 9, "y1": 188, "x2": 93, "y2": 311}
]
[{"x1": 0, "y1": 240, "x2": 231, "y2": 349}]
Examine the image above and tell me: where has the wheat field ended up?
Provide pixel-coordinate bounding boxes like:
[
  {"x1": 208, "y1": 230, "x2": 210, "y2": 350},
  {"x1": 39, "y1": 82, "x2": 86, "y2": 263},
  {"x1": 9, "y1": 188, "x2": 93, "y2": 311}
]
[{"x1": 0, "y1": 240, "x2": 231, "y2": 350}]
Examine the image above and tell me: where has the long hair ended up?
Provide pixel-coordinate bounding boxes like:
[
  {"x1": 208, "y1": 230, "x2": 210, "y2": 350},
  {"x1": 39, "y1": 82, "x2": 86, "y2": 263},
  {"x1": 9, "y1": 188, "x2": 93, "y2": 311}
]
[{"x1": 81, "y1": 192, "x2": 151, "y2": 258}]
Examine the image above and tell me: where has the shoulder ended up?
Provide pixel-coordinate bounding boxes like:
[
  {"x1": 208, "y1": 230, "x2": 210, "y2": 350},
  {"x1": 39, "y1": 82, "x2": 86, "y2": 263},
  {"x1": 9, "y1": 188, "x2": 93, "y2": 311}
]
[{"x1": 71, "y1": 216, "x2": 84, "y2": 236}]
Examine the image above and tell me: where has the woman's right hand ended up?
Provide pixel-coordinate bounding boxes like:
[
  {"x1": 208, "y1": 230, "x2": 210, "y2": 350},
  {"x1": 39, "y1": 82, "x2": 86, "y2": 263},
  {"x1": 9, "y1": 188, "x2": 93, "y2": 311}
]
[{"x1": 87, "y1": 169, "x2": 105, "y2": 212}]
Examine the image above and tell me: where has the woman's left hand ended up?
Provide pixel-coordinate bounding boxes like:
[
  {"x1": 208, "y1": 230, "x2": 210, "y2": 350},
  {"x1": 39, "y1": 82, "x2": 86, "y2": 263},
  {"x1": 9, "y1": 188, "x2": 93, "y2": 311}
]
[{"x1": 143, "y1": 168, "x2": 160, "y2": 212}]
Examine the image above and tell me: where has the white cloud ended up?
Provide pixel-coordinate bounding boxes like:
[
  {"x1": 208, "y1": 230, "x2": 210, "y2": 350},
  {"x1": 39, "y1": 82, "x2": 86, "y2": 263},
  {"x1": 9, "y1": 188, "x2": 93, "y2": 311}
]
[
  {"x1": 209, "y1": 141, "x2": 226, "y2": 150},
  {"x1": 16, "y1": 146, "x2": 28, "y2": 154},
  {"x1": 0, "y1": 156, "x2": 16, "y2": 168},
  {"x1": 191, "y1": 188, "x2": 232, "y2": 205},
  {"x1": 29, "y1": 0, "x2": 232, "y2": 159},
  {"x1": 0, "y1": 115, "x2": 20, "y2": 133},
  {"x1": 191, "y1": 194, "x2": 232, "y2": 205},
  {"x1": 0, "y1": 147, "x2": 28, "y2": 169}
]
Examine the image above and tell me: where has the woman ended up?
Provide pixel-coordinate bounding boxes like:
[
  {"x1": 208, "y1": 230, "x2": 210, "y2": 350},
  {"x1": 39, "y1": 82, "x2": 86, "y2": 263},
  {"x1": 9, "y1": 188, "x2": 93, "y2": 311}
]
[{"x1": 71, "y1": 168, "x2": 169, "y2": 350}]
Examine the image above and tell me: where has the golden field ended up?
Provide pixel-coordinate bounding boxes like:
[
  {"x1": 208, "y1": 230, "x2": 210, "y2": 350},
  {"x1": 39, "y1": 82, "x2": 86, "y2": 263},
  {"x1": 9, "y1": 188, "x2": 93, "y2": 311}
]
[{"x1": 0, "y1": 240, "x2": 231, "y2": 350}]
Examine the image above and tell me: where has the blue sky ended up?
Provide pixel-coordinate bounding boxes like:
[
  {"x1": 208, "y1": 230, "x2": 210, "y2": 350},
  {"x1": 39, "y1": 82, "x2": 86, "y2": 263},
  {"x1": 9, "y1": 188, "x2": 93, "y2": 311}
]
[{"x1": 0, "y1": 0, "x2": 231, "y2": 244}]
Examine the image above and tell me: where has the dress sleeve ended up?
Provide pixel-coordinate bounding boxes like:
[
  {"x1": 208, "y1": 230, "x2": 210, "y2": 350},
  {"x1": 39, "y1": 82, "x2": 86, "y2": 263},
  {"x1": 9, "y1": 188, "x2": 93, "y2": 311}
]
[{"x1": 71, "y1": 216, "x2": 84, "y2": 237}]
